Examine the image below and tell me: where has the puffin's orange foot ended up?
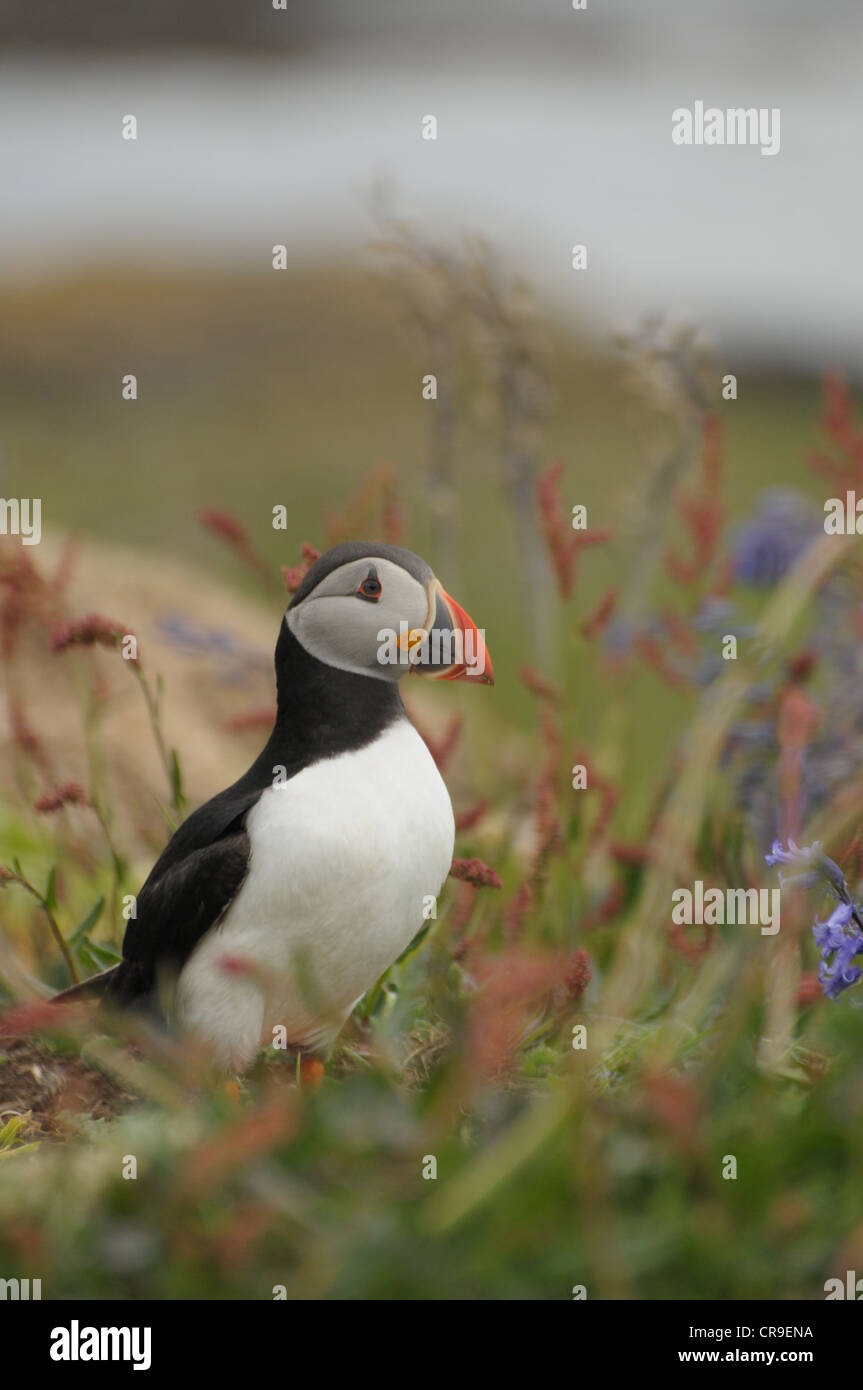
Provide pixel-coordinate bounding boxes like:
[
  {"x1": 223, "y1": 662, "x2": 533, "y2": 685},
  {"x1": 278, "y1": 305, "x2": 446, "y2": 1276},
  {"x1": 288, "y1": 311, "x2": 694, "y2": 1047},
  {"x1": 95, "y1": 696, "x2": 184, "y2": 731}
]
[
  {"x1": 297, "y1": 1056, "x2": 325, "y2": 1090},
  {"x1": 224, "y1": 1078, "x2": 242, "y2": 1104}
]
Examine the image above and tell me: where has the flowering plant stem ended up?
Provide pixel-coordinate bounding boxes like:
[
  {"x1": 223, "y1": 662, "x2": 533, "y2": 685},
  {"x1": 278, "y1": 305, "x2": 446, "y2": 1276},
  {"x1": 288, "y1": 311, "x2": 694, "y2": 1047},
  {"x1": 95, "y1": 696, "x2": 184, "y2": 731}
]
[
  {"x1": 130, "y1": 666, "x2": 186, "y2": 823},
  {"x1": 0, "y1": 866, "x2": 79, "y2": 984}
]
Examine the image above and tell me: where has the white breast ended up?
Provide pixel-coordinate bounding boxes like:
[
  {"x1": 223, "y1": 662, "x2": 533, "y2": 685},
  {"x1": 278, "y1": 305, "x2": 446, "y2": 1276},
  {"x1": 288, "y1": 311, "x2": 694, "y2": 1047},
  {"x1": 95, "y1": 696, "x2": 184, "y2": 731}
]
[{"x1": 175, "y1": 719, "x2": 455, "y2": 1069}]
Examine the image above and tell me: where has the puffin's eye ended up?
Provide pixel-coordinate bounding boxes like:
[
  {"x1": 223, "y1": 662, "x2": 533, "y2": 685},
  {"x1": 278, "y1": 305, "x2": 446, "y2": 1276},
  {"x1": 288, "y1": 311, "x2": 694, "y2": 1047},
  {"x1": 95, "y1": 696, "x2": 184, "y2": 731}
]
[{"x1": 357, "y1": 568, "x2": 382, "y2": 602}]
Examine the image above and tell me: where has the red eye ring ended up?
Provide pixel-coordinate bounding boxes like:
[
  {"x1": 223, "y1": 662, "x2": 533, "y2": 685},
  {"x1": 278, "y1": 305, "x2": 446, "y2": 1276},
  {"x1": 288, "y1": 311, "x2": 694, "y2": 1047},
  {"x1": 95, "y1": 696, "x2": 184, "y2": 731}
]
[{"x1": 357, "y1": 571, "x2": 382, "y2": 602}]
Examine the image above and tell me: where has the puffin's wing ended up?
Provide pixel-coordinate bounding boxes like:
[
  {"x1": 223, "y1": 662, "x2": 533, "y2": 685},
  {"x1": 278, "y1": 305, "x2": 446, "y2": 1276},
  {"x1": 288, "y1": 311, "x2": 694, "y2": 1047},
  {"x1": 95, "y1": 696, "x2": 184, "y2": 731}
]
[{"x1": 110, "y1": 792, "x2": 258, "y2": 1004}]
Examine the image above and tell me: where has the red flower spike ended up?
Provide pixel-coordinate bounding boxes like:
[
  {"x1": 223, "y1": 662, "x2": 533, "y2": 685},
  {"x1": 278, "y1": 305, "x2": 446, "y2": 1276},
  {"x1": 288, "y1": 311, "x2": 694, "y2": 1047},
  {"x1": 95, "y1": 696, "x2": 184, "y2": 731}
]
[
  {"x1": 580, "y1": 587, "x2": 618, "y2": 640},
  {"x1": 51, "y1": 614, "x2": 136, "y2": 662},
  {"x1": 450, "y1": 857, "x2": 503, "y2": 890},
  {"x1": 282, "y1": 542, "x2": 321, "y2": 595},
  {"x1": 564, "y1": 949, "x2": 592, "y2": 1000},
  {"x1": 34, "y1": 782, "x2": 88, "y2": 814},
  {"x1": 536, "y1": 460, "x2": 612, "y2": 600}
]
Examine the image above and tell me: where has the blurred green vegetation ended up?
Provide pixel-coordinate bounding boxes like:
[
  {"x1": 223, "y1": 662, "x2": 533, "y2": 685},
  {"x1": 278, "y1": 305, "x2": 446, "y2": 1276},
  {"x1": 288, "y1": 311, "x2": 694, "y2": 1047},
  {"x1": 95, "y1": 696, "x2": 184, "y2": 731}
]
[
  {"x1": 1, "y1": 263, "x2": 861, "y2": 1301},
  {"x1": 0, "y1": 267, "x2": 821, "y2": 718}
]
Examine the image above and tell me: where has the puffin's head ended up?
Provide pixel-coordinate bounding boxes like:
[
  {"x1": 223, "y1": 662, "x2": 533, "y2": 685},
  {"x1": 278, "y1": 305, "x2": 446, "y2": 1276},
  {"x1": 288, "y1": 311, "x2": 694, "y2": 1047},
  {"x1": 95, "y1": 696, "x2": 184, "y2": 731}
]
[{"x1": 285, "y1": 541, "x2": 493, "y2": 685}]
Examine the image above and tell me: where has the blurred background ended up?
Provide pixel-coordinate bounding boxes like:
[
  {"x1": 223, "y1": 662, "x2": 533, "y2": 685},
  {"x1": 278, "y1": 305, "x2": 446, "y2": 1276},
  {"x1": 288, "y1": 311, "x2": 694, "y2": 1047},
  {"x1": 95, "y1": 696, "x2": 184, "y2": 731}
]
[
  {"x1": 2, "y1": 0, "x2": 862, "y2": 368},
  {"x1": 2, "y1": 0, "x2": 861, "y2": 730}
]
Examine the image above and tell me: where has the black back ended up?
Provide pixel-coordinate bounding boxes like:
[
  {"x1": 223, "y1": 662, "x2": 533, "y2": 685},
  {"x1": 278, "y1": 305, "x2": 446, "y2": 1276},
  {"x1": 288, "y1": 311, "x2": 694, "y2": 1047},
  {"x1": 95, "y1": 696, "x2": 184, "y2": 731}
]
[{"x1": 109, "y1": 615, "x2": 406, "y2": 1004}]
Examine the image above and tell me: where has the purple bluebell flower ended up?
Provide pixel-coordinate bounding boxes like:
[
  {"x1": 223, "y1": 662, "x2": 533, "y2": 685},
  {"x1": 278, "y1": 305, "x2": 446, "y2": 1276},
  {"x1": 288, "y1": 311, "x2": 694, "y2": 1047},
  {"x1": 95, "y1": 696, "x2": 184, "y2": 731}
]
[
  {"x1": 156, "y1": 612, "x2": 271, "y2": 687},
  {"x1": 765, "y1": 837, "x2": 813, "y2": 867},
  {"x1": 765, "y1": 839, "x2": 845, "y2": 892},
  {"x1": 765, "y1": 839, "x2": 863, "y2": 1000},
  {"x1": 765, "y1": 839, "x2": 822, "y2": 890},
  {"x1": 813, "y1": 903, "x2": 863, "y2": 999},
  {"x1": 732, "y1": 490, "x2": 821, "y2": 588},
  {"x1": 602, "y1": 616, "x2": 638, "y2": 657},
  {"x1": 691, "y1": 598, "x2": 735, "y2": 633}
]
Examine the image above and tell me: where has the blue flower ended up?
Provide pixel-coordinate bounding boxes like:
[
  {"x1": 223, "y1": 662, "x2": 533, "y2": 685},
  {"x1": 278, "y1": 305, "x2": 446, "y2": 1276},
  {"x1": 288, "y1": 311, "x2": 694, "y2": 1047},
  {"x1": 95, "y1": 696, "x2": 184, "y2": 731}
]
[
  {"x1": 732, "y1": 490, "x2": 821, "y2": 588},
  {"x1": 813, "y1": 903, "x2": 863, "y2": 1000},
  {"x1": 765, "y1": 839, "x2": 863, "y2": 1000},
  {"x1": 765, "y1": 839, "x2": 845, "y2": 892},
  {"x1": 765, "y1": 837, "x2": 814, "y2": 867},
  {"x1": 812, "y1": 900, "x2": 854, "y2": 961},
  {"x1": 156, "y1": 612, "x2": 270, "y2": 687},
  {"x1": 691, "y1": 598, "x2": 735, "y2": 633}
]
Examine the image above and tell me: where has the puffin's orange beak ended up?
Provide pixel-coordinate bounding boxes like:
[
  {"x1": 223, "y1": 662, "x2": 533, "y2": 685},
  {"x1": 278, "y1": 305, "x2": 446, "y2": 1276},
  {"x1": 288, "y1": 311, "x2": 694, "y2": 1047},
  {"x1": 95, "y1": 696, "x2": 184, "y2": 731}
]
[
  {"x1": 438, "y1": 587, "x2": 494, "y2": 684},
  {"x1": 408, "y1": 581, "x2": 494, "y2": 685}
]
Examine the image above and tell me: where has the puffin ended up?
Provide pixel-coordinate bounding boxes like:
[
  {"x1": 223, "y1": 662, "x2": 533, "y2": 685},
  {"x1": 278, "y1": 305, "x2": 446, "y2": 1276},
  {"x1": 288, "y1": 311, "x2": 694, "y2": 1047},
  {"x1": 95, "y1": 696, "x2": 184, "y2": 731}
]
[{"x1": 59, "y1": 542, "x2": 493, "y2": 1072}]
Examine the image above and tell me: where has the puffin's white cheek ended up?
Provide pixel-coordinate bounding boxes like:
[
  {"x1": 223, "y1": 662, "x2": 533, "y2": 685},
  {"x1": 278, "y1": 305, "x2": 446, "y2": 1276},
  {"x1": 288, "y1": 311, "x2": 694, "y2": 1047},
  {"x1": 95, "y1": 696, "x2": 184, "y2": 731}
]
[
  {"x1": 287, "y1": 602, "x2": 402, "y2": 682},
  {"x1": 373, "y1": 595, "x2": 431, "y2": 674}
]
